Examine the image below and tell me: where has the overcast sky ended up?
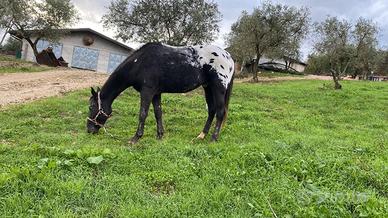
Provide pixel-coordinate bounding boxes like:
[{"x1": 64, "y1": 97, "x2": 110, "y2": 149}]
[
  {"x1": 71, "y1": 0, "x2": 388, "y2": 60},
  {"x1": 2, "y1": 0, "x2": 387, "y2": 60}
]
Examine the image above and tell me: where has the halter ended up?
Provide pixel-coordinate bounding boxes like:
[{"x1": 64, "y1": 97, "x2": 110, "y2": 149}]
[{"x1": 87, "y1": 92, "x2": 111, "y2": 127}]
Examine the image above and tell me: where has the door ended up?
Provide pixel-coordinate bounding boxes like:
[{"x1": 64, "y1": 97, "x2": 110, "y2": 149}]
[
  {"x1": 107, "y1": 53, "x2": 127, "y2": 74},
  {"x1": 71, "y1": 46, "x2": 99, "y2": 71}
]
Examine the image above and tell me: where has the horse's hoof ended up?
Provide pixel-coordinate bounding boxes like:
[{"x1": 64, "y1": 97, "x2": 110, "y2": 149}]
[
  {"x1": 128, "y1": 138, "x2": 138, "y2": 145},
  {"x1": 197, "y1": 132, "x2": 206, "y2": 140},
  {"x1": 211, "y1": 135, "x2": 218, "y2": 142},
  {"x1": 157, "y1": 134, "x2": 163, "y2": 140}
]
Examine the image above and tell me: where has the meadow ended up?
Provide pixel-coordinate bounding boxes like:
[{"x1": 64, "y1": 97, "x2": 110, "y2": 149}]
[
  {"x1": 0, "y1": 55, "x2": 52, "y2": 74},
  {"x1": 0, "y1": 80, "x2": 387, "y2": 217}
]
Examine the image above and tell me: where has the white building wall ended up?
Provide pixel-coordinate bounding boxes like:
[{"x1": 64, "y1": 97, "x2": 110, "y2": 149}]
[
  {"x1": 259, "y1": 57, "x2": 306, "y2": 73},
  {"x1": 20, "y1": 32, "x2": 132, "y2": 73},
  {"x1": 290, "y1": 63, "x2": 306, "y2": 72},
  {"x1": 21, "y1": 40, "x2": 35, "y2": 62}
]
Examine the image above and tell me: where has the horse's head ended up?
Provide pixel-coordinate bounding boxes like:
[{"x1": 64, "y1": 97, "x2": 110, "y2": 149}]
[{"x1": 87, "y1": 87, "x2": 112, "y2": 134}]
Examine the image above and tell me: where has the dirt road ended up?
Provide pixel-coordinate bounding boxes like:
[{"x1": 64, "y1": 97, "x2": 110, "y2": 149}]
[
  {"x1": 0, "y1": 67, "x2": 351, "y2": 108},
  {"x1": 0, "y1": 68, "x2": 108, "y2": 107}
]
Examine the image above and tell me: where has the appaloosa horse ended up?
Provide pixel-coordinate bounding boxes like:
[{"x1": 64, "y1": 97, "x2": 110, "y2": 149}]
[{"x1": 87, "y1": 42, "x2": 234, "y2": 144}]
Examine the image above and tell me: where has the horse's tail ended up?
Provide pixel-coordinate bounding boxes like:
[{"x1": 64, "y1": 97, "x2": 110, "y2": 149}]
[{"x1": 222, "y1": 75, "x2": 234, "y2": 127}]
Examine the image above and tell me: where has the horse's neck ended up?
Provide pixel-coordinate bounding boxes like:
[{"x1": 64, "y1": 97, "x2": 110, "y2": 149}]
[{"x1": 100, "y1": 70, "x2": 132, "y2": 107}]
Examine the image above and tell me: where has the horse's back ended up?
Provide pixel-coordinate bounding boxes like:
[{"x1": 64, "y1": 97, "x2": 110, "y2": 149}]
[
  {"x1": 165, "y1": 44, "x2": 235, "y2": 89},
  {"x1": 131, "y1": 43, "x2": 234, "y2": 93},
  {"x1": 135, "y1": 43, "x2": 205, "y2": 93}
]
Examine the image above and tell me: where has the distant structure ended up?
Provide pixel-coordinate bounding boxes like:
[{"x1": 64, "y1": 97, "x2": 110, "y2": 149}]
[
  {"x1": 366, "y1": 75, "x2": 388, "y2": 81},
  {"x1": 10, "y1": 28, "x2": 134, "y2": 73},
  {"x1": 234, "y1": 56, "x2": 307, "y2": 76}
]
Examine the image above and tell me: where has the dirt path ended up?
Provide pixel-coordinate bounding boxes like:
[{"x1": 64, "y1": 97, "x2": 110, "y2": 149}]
[
  {"x1": 0, "y1": 68, "x2": 108, "y2": 107},
  {"x1": 0, "y1": 68, "x2": 355, "y2": 108}
]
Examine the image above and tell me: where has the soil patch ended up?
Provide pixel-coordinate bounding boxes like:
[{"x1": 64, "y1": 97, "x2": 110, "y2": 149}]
[{"x1": 0, "y1": 68, "x2": 108, "y2": 107}]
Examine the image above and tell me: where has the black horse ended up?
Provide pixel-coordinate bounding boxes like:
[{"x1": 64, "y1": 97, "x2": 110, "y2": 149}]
[{"x1": 87, "y1": 42, "x2": 234, "y2": 144}]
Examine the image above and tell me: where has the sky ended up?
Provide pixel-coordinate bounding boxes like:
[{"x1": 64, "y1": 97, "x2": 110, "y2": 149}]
[{"x1": 2, "y1": 0, "x2": 388, "y2": 60}]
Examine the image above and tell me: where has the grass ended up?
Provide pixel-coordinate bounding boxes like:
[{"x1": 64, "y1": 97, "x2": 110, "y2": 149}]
[
  {"x1": 0, "y1": 80, "x2": 387, "y2": 217},
  {"x1": 0, "y1": 54, "x2": 52, "y2": 73},
  {"x1": 0, "y1": 55, "x2": 18, "y2": 61},
  {"x1": 258, "y1": 71, "x2": 304, "y2": 78}
]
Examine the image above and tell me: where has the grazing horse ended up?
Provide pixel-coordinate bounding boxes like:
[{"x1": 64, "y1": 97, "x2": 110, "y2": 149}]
[{"x1": 87, "y1": 42, "x2": 234, "y2": 144}]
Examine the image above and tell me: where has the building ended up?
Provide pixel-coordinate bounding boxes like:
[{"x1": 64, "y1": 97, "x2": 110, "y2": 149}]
[
  {"x1": 12, "y1": 28, "x2": 134, "y2": 73},
  {"x1": 233, "y1": 56, "x2": 307, "y2": 75},
  {"x1": 367, "y1": 75, "x2": 388, "y2": 81},
  {"x1": 259, "y1": 56, "x2": 307, "y2": 73}
]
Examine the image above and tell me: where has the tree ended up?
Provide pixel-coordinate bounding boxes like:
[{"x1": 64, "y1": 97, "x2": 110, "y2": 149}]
[
  {"x1": 225, "y1": 11, "x2": 255, "y2": 74},
  {"x1": 376, "y1": 50, "x2": 388, "y2": 76},
  {"x1": 0, "y1": 0, "x2": 79, "y2": 57},
  {"x1": 267, "y1": 38, "x2": 301, "y2": 71},
  {"x1": 352, "y1": 18, "x2": 379, "y2": 79},
  {"x1": 304, "y1": 54, "x2": 330, "y2": 75},
  {"x1": 2, "y1": 37, "x2": 21, "y2": 52},
  {"x1": 226, "y1": 2, "x2": 310, "y2": 81},
  {"x1": 313, "y1": 17, "x2": 354, "y2": 89},
  {"x1": 311, "y1": 17, "x2": 379, "y2": 89},
  {"x1": 102, "y1": 0, "x2": 221, "y2": 46}
]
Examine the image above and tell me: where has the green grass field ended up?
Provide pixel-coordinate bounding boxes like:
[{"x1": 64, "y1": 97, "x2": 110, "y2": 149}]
[
  {"x1": 0, "y1": 80, "x2": 387, "y2": 217},
  {"x1": 0, "y1": 55, "x2": 52, "y2": 73}
]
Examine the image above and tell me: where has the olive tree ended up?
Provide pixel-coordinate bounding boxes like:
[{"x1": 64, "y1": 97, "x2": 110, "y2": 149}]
[
  {"x1": 0, "y1": 0, "x2": 79, "y2": 57},
  {"x1": 102, "y1": 0, "x2": 221, "y2": 46},
  {"x1": 2, "y1": 37, "x2": 22, "y2": 52},
  {"x1": 352, "y1": 18, "x2": 379, "y2": 79},
  {"x1": 313, "y1": 17, "x2": 354, "y2": 89},
  {"x1": 312, "y1": 17, "x2": 379, "y2": 89},
  {"x1": 226, "y1": 2, "x2": 310, "y2": 81},
  {"x1": 376, "y1": 50, "x2": 388, "y2": 75}
]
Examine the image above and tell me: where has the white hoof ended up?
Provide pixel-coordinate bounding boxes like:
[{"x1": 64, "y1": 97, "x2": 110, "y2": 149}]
[{"x1": 197, "y1": 132, "x2": 206, "y2": 140}]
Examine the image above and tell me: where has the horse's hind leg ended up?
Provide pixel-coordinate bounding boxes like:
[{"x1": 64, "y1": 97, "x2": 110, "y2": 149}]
[
  {"x1": 211, "y1": 88, "x2": 226, "y2": 141},
  {"x1": 197, "y1": 86, "x2": 216, "y2": 139},
  {"x1": 152, "y1": 94, "x2": 164, "y2": 139},
  {"x1": 129, "y1": 89, "x2": 154, "y2": 144}
]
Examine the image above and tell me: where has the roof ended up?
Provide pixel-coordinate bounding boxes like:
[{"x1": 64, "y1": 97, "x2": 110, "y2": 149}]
[{"x1": 9, "y1": 28, "x2": 134, "y2": 52}]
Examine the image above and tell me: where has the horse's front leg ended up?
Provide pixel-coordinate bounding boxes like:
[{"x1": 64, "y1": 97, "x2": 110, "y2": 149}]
[
  {"x1": 152, "y1": 94, "x2": 164, "y2": 139},
  {"x1": 129, "y1": 90, "x2": 154, "y2": 144}
]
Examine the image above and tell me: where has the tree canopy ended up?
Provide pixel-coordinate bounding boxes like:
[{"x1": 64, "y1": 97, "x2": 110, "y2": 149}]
[
  {"x1": 102, "y1": 0, "x2": 221, "y2": 46},
  {"x1": 309, "y1": 16, "x2": 379, "y2": 89},
  {"x1": 2, "y1": 37, "x2": 22, "y2": 52},
  {"x1": 226, "y1": 2, "x2": 310, "y2": 80},
  {"x1": 0, "y1": 0, "x2": 79, "y2": 56},
  {"x1": 375, "y1": 50, "x2": 388, "y2": 76}
]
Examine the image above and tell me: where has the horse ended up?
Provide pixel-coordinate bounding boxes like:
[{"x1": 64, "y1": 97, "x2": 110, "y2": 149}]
[{"x1": 87, "y1": 42, "x2": 234, "y2": 144}]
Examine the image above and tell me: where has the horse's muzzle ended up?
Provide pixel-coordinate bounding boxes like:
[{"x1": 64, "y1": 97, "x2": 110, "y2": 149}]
[
  {"x1": 87, "y1": 128, "x2": 99, "y2": 134},
  {"x1": 87, "y1": 122, "x2": 100, "y2": 134}
]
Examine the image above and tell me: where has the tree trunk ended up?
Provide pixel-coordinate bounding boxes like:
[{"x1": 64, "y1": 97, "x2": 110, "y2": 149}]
[
  {"x1": 252, "y1": 57, "x2": 260, "y2": 82},
  {"x1": 334, "y1": 79, "x2": 342, "y2": 89},
  {"x1": 330, "y1": 70, "x2": 342, "y2": 90},
  {"x1": 25, "y1": 37, "x2": 39, "y2": 57}
]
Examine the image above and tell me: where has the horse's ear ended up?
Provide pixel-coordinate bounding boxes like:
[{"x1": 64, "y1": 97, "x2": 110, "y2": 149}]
[
  {"x1": 97, "y1": 87, "x2": 101, "y2": 92},
  {"x1": 91, "y1": 87, "x2": 97, "y2": 96}
]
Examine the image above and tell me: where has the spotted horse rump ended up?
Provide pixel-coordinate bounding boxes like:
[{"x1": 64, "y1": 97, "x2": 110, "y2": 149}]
[
  {"x1": 87, "y1": 42, "x2": 235, "y2": 144},
  {"x1": 193, "y1": 45, "x2": 234, "y2": 88}
]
